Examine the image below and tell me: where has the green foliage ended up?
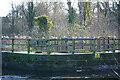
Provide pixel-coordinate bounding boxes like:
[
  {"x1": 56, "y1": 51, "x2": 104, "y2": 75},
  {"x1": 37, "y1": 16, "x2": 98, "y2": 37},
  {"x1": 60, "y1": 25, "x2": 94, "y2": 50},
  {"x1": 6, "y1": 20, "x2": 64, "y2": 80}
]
[{"x1": 34, "y1": 15, "x2": 53, "y2": 38}]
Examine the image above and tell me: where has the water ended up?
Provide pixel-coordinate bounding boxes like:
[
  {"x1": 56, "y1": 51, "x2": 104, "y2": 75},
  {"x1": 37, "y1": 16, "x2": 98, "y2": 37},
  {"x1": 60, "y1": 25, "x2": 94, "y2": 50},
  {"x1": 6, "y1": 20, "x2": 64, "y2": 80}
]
[{"x1": 1, "y1": 68, "x2": 119, "y2": 80}]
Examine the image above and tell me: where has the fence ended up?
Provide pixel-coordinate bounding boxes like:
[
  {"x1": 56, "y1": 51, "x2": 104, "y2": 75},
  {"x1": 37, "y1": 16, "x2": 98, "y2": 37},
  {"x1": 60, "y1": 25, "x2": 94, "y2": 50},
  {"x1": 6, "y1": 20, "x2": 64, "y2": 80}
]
[{"x1": 1, "y1": 38, "x2": 120, "y2": 54}]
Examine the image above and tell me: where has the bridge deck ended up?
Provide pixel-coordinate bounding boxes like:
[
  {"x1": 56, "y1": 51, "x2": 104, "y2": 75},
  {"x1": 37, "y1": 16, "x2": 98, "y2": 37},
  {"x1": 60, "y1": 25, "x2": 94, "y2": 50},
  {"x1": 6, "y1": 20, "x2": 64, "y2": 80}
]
[{"x1": 2, "y1": 50, "x2": 120, "y2": 55}]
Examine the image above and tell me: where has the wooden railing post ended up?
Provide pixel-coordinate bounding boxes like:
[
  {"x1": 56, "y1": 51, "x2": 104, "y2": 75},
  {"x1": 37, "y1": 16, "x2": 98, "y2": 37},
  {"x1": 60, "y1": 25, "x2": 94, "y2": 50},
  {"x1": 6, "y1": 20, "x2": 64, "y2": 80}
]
[
  {"x1": 93, "y1": 39, "x2": 96, "y2": 54},
  {"x1": 113, "y1": 38, "x2": 116, "y2": 53},
  {"x1": 27, "y1": 39, "x2": 30, "y2": 53},
  {"x1": 47, "y1": 40, "x2": 50, "y2": 54},
  {"x1": 72, "y1": 39, "x2": 75, "y2": 54},
  {"x1": 12, "y1": 39, "x2": 14, "y2": 52},
  {"x1": 81, "y1": 40, "x2": 83, "y2": 49},
  {"x1": 118, "y1": 39, "x2": 120, "y2": 50},
  {"x1": 1, "y1": 38, "x2": 2, "y2": 51}
]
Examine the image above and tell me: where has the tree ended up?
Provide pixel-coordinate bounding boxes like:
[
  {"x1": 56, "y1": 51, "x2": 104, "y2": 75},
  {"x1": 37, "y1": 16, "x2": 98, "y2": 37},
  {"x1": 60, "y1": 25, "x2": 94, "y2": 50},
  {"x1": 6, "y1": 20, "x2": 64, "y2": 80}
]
[
  {"x1": 100, "y1": 1, "x2": 120, "y2": 37},
  {"x1": 22, "y1": 1, "x2": 35, "y2": 36},
  {"x1": 67, "y1": 0, "x2": 73, "y2": 24},
  {"x1": 50, "y1": 2, "x2": 67, "y2": 38},
  {"x1": 66, "y1": 1, "x2": 87, "y2": 37},
  {"x1": 68, "y1": 7, "x2": 76, "y2": 24},
  {"x1": 78, "y1": 1, "x2": 83, "y2": 25},
  {"x1": 116, "y1": 1, "x2": 120, "y2": 48},
  {"x1": 83, "y1": 2, "x2": 91, "y2": 26},
  {"x1": 3, "y1": 2, "x2": 20, "y2": 37},
  {"x1": 34, "y1": 15, "x2": 53, "y2": 39}
]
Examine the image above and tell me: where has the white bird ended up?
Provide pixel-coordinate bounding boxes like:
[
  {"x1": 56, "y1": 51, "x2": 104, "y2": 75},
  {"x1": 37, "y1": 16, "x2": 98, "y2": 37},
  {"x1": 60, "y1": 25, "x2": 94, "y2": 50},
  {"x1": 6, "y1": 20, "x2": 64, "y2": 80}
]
[
  {"x1": 28, "y1": 36, "x2": 32, "y2": 39},
  {"x1": 87, "y1": 37, "x2": 89, "y2": 38},
  {"x1": 63, "y1": 36, "x2": 67, "y2": 38},
  {"x1": 5, "y1": 36, "x2": 9, "y2": 38},
  {"x1": 93, "y1": 37, "x2": 96, "y2": 39},
  {"x1": 22, "y1": 36, "x2": 26, "y2": 39},
  {"x1": 113, "y1": 36, "x2": 116, "y2": 38},
  {"x1": 75, "y1": 36, "x2": 77, "y2": 39},
  {"x1": 15, "y1": 36, "x2": 19, "y2": 38},
  {"x1": 52, "y1": 36, "x2": 55, "y2": 39},
  {"x1": 96, "y1": 36, "x2": 100, "y2": 38},
  {"x1": 20, "y1": 36, "x2": 23, "y2": 39},
  {"x1": 79, "y1": 37, "x2": 82, "y2": 39},
  {"x1": 42, "y1": 37, "x2": 45, "y2": 39}
]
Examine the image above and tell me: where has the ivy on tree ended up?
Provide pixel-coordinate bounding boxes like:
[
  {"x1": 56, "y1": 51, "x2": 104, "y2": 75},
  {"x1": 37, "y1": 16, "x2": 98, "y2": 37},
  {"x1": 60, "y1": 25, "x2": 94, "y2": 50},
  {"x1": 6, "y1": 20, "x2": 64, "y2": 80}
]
[{"x1": 34, "y1": 15, "x2": 53, "y2": 39}]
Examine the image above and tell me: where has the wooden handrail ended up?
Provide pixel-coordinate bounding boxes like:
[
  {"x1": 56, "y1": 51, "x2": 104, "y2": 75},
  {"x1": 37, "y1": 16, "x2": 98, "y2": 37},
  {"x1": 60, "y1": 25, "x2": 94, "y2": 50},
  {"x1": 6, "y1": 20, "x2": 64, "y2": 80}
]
[{"x1": 1, "y1": 38, "x2": 120, "y2": 54}]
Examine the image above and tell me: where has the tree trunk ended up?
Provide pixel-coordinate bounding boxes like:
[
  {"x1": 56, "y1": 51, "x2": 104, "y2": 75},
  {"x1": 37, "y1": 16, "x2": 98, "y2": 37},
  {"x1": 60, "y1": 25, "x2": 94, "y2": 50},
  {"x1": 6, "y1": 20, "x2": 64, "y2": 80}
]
[
  {"x1": 67, "y1": 0, "x2": 71, "y2": 15},
  {"x1": 97, "y1": 2, "x2": 100, "y2": 36},
  {"x1": 67, "y1": 0, "x2": 71, "y2": 24},
  {"x1": 118, "y1": 27, "x2": 120, "y2": 48},
  {"x1": 78, "y1": 2, "x2": 83, "y2": 25},
  {"x1": 118, "y1": 1, "x2": 120, "y2": 48}
]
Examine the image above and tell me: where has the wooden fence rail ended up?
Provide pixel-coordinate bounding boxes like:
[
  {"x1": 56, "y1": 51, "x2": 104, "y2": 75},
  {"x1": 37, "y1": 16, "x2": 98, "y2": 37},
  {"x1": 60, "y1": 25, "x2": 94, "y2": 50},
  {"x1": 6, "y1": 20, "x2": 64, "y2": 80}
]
[{"x1": 1, "y1": 38, "x2": 120, "y2": 54}]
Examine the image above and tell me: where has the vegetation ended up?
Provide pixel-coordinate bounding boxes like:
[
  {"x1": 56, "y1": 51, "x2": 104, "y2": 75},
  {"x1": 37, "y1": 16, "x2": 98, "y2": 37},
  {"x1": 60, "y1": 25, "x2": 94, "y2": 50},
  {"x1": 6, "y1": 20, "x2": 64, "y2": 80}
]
[
  {"x1": 2, "y1": 1, "x2": 120, "y2": 78},
  {"x1": 2, "y1": 1, "x2": 120, "y2": 39},
  {"x1": 22, "y1": 2, "x2": 35, "y2": 36},
  {"x1": 34, "y1": 15, "x2": 53, "y2": 39},
  {"x1": 68, "y1": 7, "x2": 76, "y2": 24}
]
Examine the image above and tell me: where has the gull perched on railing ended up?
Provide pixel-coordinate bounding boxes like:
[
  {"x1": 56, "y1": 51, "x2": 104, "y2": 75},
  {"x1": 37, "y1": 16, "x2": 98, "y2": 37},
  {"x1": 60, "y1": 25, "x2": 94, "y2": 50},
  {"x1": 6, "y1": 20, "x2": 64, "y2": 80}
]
[
  {"x1": 113, "y1": 36, "x2": 116, "y2": 39},
  {"x1": 5, "y1": 36, "x2": 9, "y2": 38},
  {"x1": 86, "y1": 37, "x2": 89, "y2": 38},
  {"x1": 20, "y1": 36, "x2": 26, "y2": 39},
  {"x1": 15, "y1": 36, "x2": 19, "y2": 38},
  {"x1": 75, "y1": 36, "x2": 77, "y2": 39},
  {"x1": 23, "y1": 36, "x2": 26, "y2": 39},
  {"x1": 28, "y1": 36, "x2": 32, "y2": 39},
  {"x1": 52, "y1": 36, "x2": 55, "y2": 39},
  {"x1": 63, "y1": 36, "x2": 67, "y2": 38},
  {"x1": 42, "y1": 37, "x2": 45, "y2": 39},
  {"x1": 55, "y1": 37, "x2": 58, "y2": 39},
  {"x1": 79, "y1": 37, "x2": 82, "y2": 39},
  {"x1": 72, "y1": 37, "x2": 75, "y2": 39},
  {"x1": 1, "y1": 36, "x2": 4, "y2": 38}
]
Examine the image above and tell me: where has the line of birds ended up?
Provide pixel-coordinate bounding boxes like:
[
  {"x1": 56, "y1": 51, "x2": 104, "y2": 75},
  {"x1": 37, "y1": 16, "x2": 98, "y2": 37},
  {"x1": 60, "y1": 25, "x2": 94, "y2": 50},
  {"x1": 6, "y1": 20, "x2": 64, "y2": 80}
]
[
  {"x1": 1, "y1": 36, "x2": 32, "y2": 39},
  {"x1": 1, "y1": 36, "x2": 117, "y2": 39}
]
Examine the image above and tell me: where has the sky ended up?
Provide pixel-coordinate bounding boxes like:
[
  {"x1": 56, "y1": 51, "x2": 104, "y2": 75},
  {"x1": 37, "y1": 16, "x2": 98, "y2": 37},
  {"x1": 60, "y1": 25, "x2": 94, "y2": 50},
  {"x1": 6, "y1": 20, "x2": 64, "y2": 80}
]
[
  {"x1": 0, "y1": 0, "x2": 71, "y2": 17},
  {"x1": 0, "y1": 0, "x2": 109, "y2": 17},
  {"x1": 0, "y1": 0, "x2": 24, "y2": 17}
]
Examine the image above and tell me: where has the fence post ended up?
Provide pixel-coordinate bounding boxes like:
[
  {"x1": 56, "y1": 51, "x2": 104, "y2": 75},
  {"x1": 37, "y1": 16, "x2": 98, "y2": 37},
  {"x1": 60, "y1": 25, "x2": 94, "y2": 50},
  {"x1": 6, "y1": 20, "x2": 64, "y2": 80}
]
[
  {"x1": 81, "y1": 40, "x2": 83, "y2": 49},
  {"x1": 118, "y1": 39, "x2": 120, "y2": 50},
  {"x1": 93, "y1": 39, "x2": 96, "y2": 54},
  {"x1": 47, "y1": 40, "x2": 50, "y2": 54},
  {"x1": 113, "y1": 38, "x2": 116, "y2": 53},
  {"x1": 72, "y1": 39, "x2": 75, "y2": 54},
  {"x1": 108, "y1": 37, "x2": 110, "y2": 50},
  {"x1": 12, "y1": 39, "x2": 14, "y2": 52},
  {"x1": 1, "y1": 38, "x2": 2, "y2": 51},
  {"x1": 27, "y1": 39, "x2": 30, "y2": 53}
]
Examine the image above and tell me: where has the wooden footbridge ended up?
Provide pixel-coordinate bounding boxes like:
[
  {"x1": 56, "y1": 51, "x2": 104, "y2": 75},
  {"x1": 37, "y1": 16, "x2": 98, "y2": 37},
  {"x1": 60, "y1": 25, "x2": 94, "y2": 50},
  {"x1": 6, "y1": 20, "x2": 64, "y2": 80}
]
[
  {"x1": 1, "y1": 37, "x2": 120, "y2": 54},
  {"x1": 2, "y1": 37, "x2": 120, "y2": 74}
]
